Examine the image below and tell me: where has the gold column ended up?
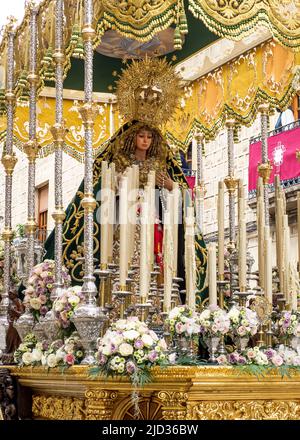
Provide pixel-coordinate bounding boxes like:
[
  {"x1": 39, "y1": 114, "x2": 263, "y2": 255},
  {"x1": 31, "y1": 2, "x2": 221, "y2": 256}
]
[
  {"x1": 85, "y1": 389, "x2": 118, "y2": 420},
  {"x1": 158, "y1": 391, "x2": 188, "y2": 420}
]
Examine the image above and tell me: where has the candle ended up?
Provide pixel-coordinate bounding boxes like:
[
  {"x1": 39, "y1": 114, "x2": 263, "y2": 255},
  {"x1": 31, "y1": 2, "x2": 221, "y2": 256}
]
[
  {"x1": 238, "y1": 180, "x2": 247, "y2": 291},
  {"x1": 100, "y1": 161, "x2": 109, "y2": 265},
  {"x1": 257, "y1": 194, "x2": 265, "y2": 288},
  {"x1": 208, "y1": 242, "x2": 217, "y2": 306},
  {"x1": 163, "y1": 193, "x2": 174, "y2": 312},
  {"x1": 217, "y1": 181, "x2": 225, "y2": 279},
  {"x1": 264, "y1": 226, "x2": 272, "y2": 305},
  {"x1": 282, "y1": 215, "x2": 290, "y2": 302},
  {"x1": 185, "y1": 207, "x2": 196, "y2": 310},
  {"x1": 191, "y1": 138, "x2": 197, "y2": 172},
  {"x1": 107, "y1": 162, "x2": 115, "y2": 262},
  {"x1": 276, "y1": 197, "x2": 284, "y2": 292},
  {"x1": 147, "y1": 171, "x2": 155, "y2": 269},
  {"x1": 119, "y1": 175, "x2": 128, "y2": 287},
  {"x1": 172, "y1": 182, "x2": 179, "y2": 276},
  {"x1": 139, "y1": 192, "x2": 149, "y2": 299}
]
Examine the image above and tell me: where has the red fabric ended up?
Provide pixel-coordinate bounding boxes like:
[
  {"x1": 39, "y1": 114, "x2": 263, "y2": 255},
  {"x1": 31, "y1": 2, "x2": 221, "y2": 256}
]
[
  {"x1": 154, "y1": 222, "x2": 163, "y2": 268},
  {"x1": 248, "y1": 126, "x2": 300, "y2": 191},
  {"x1": 186, "y1": 175, "x2": 195, "y2": 190}
]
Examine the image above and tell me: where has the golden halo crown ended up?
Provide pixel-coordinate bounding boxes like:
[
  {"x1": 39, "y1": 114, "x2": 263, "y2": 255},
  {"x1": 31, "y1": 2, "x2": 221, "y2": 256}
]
[{"x1": 115, "y1": 56, "x2": 182, "y2": 127}]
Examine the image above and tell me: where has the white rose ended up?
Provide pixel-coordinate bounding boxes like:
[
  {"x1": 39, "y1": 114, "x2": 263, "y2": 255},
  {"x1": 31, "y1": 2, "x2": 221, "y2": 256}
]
[
  {"x1": 31, "y1": 348, "x2": 42, "y2": 362},
  {"x1": 169, "y1": 307, "x2": 181, "y2": 320},
  {"x1": 123, "y1": 330, "x2": 140, "y2": 341},
  {"x1": 68, "y1": 295, "x2": 80, "y2": 306},
  {"x1": 30, "y1": 297, "x2": 42, "y2": 310},
  {"x1": 54, "y1": 301, "x2": 64, "y2": 312},
  {"x1": 200, "y1": 309, "x2": 211, "y2": 320},
  {"x1": 141, "y1": 334, "x2": 154, "y2": 347},
  {"x1": 22, "y1": 351, "x2": 33, "y2": 365},
  {"x1": 102, "y1": 345, "x2": 112, "y2": 356},
  {"x1": 47, "y1": 353, "x2": 58, "y2": 368},
  {"x1": 118, "y1": 343, "x2": 134, "y2": 356}
]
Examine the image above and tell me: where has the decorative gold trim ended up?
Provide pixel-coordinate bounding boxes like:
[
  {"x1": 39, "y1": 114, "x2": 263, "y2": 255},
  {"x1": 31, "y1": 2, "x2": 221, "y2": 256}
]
[
  {"x1": 52, "y1": 208, "x2": 66, "y2": 224},
  {"x1": 81, "y1": 194, "x2": 97, "y2": 212},
  {"x1": 23, "y1": 139, "x2": 40, "y2": 163},
  {"x1": 5, "y1": 91, "x2": 15, "y2": 103},
  {"x1": 52, "y1": 51, "x2": 65, "y2": 65},
  {"x1": 1, "y1": 152, "x2": 17, "y2": 175},
  {"x1": 258, "y1": 161, "x2": 273, "y2": 184},
  {"x1": 81, "y1": 26, "x2": 96, "y2": 42},
  {"x1": 32, "y1": 395, "x2": 85, "y2": 420},
  {"x1": 27, "y1": 73, "x2": 39, "y2": 85},
  {"x1": 50, "y1": 123, "x2": 66, "y2": 145},
  {"x1": 85, "y1": 389, "x2": 118, "y2": 420},
  {"x1": 1, "y1": 227, "x2": 14, "y2": 241},
  {"x1": 258, "y1": 102, "x2": 271, "y2": 115},
  {"x1": 224, "y1": 176, "x2": 238, "y2": 193},
  {"x1": 79, "y1": 103, "x2": 98, "y2": 128},
  {"x1": 186, "y1": 400, "x2": 300, "y2": 420},
  {"x1": 25, "y1": 219, "x2": 37, "y2": 234}
]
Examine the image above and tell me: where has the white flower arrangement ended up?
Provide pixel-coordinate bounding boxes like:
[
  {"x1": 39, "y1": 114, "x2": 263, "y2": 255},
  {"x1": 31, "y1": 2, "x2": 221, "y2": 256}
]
[
  {"x1": 278, "y1": 310, "x2": 300, "y2": 337},
  {"x1": 95, "y1": 317, "x2": 168, "y2": 386},
  {"x1": 165, "y1": 305, "x2": 201, "y2": 338},
  {"x1": 53, "y1": 285, "x2": 85, "y2": 335},
  {"x1": 199, "y1": 305, "x2": 230, "y2": 336},
  {"x1": 227, "y1": 306, "x2": 258, "y2": 337}
]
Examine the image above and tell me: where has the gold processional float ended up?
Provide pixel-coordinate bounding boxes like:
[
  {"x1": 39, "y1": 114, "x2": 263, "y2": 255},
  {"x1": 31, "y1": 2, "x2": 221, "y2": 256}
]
[{"x1": 0, "y1": 0, "x2": 300, "y2": 421}]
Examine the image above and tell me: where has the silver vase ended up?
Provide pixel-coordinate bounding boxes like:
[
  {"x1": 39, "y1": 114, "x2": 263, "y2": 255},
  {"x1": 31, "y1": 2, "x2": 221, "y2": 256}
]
[
  {"x1": 207, "y1": 335, "x2": 220, "y2": 363},
  {"x1": 235, "y1": 336, "x2": 249, "y2": 352},
  {"x1": 14, "y1": 308, "x2": 35, "y2": 341}
]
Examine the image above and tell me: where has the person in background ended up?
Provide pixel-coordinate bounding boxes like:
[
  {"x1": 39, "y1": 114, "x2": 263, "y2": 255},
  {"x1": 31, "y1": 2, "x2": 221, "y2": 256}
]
[{"x1": 275, "y1": 106, "x2": 295, "y2": 131}]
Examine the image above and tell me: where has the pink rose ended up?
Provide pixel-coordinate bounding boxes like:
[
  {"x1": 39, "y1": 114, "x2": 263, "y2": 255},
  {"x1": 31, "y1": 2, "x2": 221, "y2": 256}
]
[{"x1": 64, "y1": 353, "x2": 75, "y2": 365}]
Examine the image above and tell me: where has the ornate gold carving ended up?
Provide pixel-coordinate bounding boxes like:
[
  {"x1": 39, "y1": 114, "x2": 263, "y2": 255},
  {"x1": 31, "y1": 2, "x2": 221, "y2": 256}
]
[
  {"x1": 1, "y1": 227, "x2": 14, "y2": 242},
  {"x1": 186, "y1": 400, "x2": 300, "y2": 420},
  {"x1": 85, "y1": 389, "x2": 118, "y2": 420},
  {"x1": 1, "y1": 153, "x2": 17, "y2": 175},
  {"x1": 32, "y1": 395, "x2": 85, "y2": 420},
  {"x1": 115, "y1": 56, "x2": 181, "y2": 127},
  {"x1": 79, "y1": 103, "x2": 98, "y2": 128},
  {"x1": 52, "y1": 51, "x2": 65, "y2": 64},
  {"x1": 81, "y1": 194, "x2": 97, "y2": 212},
  {"x1": 23, "y1": 139, "x2": 40, "y2": 163},
  {"x1": 52, "y1": 209, "x2": 66, "y2": 224},
  {"x1": 258, "y1": 102, "x2": 270, "y2": 115},
  {"x1": 225, "y1": 118, "x2": 236, "y2": 128},
  {"x1": 258, "y1": 161, "x2": 273, "y2": 184},
  {"x1": 25, "y1": 219, "x2": 37, "y2": 234},
  {"x1": 224, "y1": 176, "x2": 238, "y2": 193},
  {"x1": 5, "y1": 91, "x2": 15, "y2": 103},
  {"x1": 50, "y1": 123, "x2": 66, "y2": 145},
  {"x1": 194, "y1": 131, "x2": 205, "y2": 143},
  {"x1": 158, "y1": 391, "x2": 188, "y2": 420},
  {"x1": 27, "y1": 73, "x2": 39, "y2": 85},
  {"x1": 114, "y1": 396, "x2": 163, "y2": 420},
  {"x1": 82, "y1": 26, "x2": 96, "y2": 42}
]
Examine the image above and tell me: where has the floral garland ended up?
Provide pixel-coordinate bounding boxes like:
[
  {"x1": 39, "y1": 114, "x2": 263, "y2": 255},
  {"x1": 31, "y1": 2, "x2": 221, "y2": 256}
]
[{"x1": 93, "y1": 317, "x2": 168, "y2": 386}]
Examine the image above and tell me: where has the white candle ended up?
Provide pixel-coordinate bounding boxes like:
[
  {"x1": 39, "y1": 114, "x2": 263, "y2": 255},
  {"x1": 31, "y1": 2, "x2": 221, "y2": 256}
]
[
  {"x1": 191, "y1": 138, "x2": 197, "y2": 172},
  {"x1": 217, "y1": 181, "x2": 224, "y2": 279},
  {"x1": 185, "y1": 206, "x2": 196, "y2": 310},
  {"x1": 172, "y1": 182, "x2": 179, "y2": 276},
  {"x1": 238, "y1": 181, "x2": 247, "y2": 291},
  {"x1": 264, "y1": 226, "x2": 272, "y2": 305},
  {"x1": 208, "y1": 242, "x2": 217, "y2": 306},
  {"x1": 119, "y1": 175, "x2": 128, "y2": 287},
  {"x1": 140, "y1": 192, "x2": 149, "y2": 299},
  {"x1": 163, "y1": 193, "x2": 174, "y2": 312},
  {"x1": 282, "y1": 214, "x2": 290, "y2": 302},
  {"x1": 147, "y1": 171, "x2": 155, "y2": 269},
  {"x1": 100, "y1": 161, "x2": 109, "y2": 265},
  {"x1": 108, "y1": 162, "x2": 115, "y2": 261}
]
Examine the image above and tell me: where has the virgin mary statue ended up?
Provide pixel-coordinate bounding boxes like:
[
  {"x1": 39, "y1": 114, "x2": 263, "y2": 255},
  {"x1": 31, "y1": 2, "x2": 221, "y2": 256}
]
[{"x1": 44, "y1": 57, "x2": 207, "y2": 306}]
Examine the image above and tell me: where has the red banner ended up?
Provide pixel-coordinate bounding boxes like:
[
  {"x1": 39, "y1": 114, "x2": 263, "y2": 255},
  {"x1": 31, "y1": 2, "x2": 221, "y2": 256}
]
[{"x1": 248, "y1": 126, "x2": 300, "y2": 192}]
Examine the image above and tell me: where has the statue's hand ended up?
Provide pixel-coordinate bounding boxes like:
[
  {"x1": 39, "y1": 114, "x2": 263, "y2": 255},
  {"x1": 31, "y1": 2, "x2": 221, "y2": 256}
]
[{"x1": 156, "y1": 171, "x2": 174, "y2": 191}]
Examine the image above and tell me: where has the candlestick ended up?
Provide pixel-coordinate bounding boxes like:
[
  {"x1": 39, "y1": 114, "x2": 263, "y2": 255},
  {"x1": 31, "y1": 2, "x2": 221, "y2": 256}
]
[
  {"x1": 282, "y1": 215, "x2": 290, "y2": 303},
  {"x1": 208, "y1": 242, "x2": 217, "y2": 306},
  {"x1": 108, "y1": 162, "x2": 115, "y2": 262},
  {"x1": 163, "y1": 193, "x2": 174, "y2": 312},
  {"x1": 257, "y1": 194, "x2": 265, "y2": 288},
  {"x1": 217, "y1": 181, "x2": 225, "y2": 279}
]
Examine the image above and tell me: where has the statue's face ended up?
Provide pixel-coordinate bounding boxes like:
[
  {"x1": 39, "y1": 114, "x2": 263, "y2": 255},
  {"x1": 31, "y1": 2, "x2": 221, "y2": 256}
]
[{"x1": 136, "y1": 129, "x2": 153, "y2": 152}]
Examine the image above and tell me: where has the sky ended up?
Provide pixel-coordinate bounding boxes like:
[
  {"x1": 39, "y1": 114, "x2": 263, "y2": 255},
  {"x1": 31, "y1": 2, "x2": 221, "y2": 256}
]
[{"x1": 0, "y1": 0, "x2": 44, "y2": 32}]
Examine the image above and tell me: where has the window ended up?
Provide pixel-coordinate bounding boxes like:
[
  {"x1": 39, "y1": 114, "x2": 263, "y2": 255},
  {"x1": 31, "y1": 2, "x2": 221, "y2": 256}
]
[{"x1": 37, "y1": 183, "x2": 48, "y2": 242}]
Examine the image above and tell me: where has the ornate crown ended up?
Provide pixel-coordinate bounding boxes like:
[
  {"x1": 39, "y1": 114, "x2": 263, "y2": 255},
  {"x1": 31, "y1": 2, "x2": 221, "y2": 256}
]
[{"x1": 115, "y1": 56, "x2": 182, "y2": 127}]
